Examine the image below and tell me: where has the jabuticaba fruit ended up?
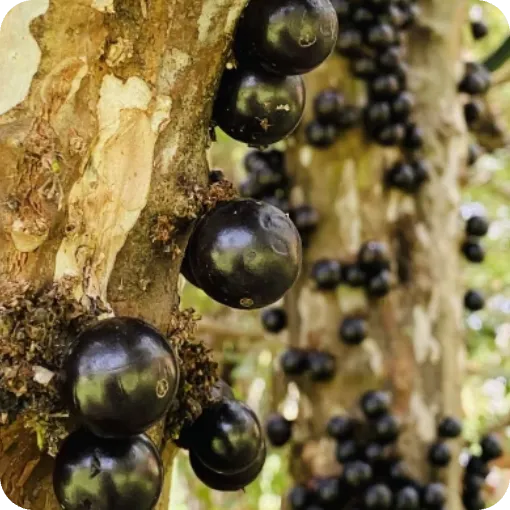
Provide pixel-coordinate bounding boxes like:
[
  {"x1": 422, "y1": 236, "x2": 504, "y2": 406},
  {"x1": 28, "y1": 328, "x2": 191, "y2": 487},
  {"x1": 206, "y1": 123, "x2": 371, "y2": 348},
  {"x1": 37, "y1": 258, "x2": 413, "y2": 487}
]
[
  {"x1": 235, "y1": 0, "x2": 338, "y2": 76},
  {"x1": 183, "y1": 199, "x2": 302, "y2": 309},
  {"x1": 53, "y1": 429, "x2": 163, "y2": 510},
  {"x1": 214, "y1": 66, "x2": 305, "y2": 146},
  {"x1": 63, "y1": 317, "x2": 180, "y2": 438}
]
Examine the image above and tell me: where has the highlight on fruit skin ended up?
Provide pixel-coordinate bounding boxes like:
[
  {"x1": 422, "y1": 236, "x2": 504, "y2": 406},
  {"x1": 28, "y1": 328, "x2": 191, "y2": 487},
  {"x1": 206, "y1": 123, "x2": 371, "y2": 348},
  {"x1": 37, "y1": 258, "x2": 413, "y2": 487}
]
[
  {"x1": 235, "y1": 0, "x2": 338, "y2": 76},
  {"x1": 182, "y1": 199, "x2": 302, "y2": 310},
  {"x1": 213, "y1": 66, "x2": 306, "y2": 146},
  {"x1": 63, "y1": 316, "x2": 180, "y2": 438},
  {"x1": 53, "y1": 429, "x2": 163, "y2": 510}
]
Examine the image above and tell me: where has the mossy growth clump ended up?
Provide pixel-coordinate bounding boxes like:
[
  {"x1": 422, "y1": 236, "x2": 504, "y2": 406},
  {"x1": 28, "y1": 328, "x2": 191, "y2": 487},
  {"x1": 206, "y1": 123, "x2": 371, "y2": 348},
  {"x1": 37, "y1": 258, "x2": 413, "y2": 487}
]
[
  {"x1": 0, "y1": 279, "x2": 108, "y2": 454},
  {"x1": 164, "y1": 308, "x2": 219, "y2": 440}
]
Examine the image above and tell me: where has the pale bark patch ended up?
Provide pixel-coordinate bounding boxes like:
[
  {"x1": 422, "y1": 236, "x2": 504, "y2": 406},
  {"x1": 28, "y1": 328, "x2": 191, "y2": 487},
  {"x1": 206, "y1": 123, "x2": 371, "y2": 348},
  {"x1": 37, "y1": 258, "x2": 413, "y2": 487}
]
[
  {"x1": 412, "y1": 305, "x2": 441, "y2": 364},
  {"x1": 0, "y1": 0, "x2": 49, "y2": 116},
  {"x1": 91, "y1": 0, "x2": 115, "y2": 13},
  {"x1": 410, "y1": 391, "x2": 437, "y2": 443}
]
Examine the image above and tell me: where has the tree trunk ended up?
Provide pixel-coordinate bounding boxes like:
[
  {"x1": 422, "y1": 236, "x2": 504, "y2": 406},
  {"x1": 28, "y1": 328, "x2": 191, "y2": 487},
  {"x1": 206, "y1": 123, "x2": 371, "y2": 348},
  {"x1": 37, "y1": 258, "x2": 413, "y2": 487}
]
[
  {"x1": 0, "y1": 0, "x2": 246, "y2": 508},
  {"x1": 285, "y1": 2, "x2": 466, "y2": 509}
]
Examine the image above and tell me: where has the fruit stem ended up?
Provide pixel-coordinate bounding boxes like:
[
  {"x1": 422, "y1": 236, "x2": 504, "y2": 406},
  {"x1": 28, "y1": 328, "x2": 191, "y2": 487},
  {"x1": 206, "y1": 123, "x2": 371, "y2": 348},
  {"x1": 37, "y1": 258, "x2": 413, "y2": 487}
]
[{"x1": 483, "y1": 35, "x2": 510, "y2": 72}]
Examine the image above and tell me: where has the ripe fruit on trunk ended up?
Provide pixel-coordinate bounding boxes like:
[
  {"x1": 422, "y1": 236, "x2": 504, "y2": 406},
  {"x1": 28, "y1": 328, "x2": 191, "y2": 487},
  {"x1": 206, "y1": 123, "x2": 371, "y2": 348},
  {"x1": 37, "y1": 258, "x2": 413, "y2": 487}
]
[
  {"x1": 265, "y1": 413, "x2": 293, "y2": 446},
  {"x1": 437, "y1": 416, "x2": 463, "y2": 438},
  {"x1": 360, "y1": 390, "x2": 391, "y2": 419},
  {"x1": 63, "y1": 317, "x2": 179, "y2": 438},
  {"x1": 214, "y1": 67, "x2": 305, "y2": 146},
  {"x1": 53, "y1": 429, "x2": 162, "y2": 510},
  {"x1": 262, "y1": 308, "x2": 287, "y2": 333},
  {"x1": 464, "y1": 290, "x2": 485, "y2": 312},
  {"x1": 339, "y1": 317, "x2": 368, "y2": 346},
  {"x1": 184, "y1": 199, "x2": 302, "y2": 309},
  {"x1": 235, "y1": 0, "x2": 338, "y2": 76}
]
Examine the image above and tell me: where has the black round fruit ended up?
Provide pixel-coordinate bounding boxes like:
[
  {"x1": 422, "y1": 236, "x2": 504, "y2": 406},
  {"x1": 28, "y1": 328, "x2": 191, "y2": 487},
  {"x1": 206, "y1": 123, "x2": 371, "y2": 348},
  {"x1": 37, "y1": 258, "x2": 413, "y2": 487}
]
[
  {"x1": 364, "y1": 102, "x2": 392, "y2": 127},
  {"x1": 308, "y1": 350, "x2": 336, "y2": 382},
  {"x1": 305, "y1": 120, "x2": 338, "y2": 148},
  {"x1": 209, "y1": 169, "x2": 225, "y2": 183},
  {"x1": 466, "y1": 216, "x2": 489, "y2": 237},
  {"x1": 360, "y1": 390, "x2": 391, "y2": 419},
  {"x1": 236, "y1": 0, "x2": 338, "y2": 76},
  {"x1": 374, "y1": 414, "x2": 400, "y2": 444},
  {"x1": 214, "y1": 67, "x2": 305, "y2": 145},
  {"x1": 458, "y1": 63, "x2": 491, "y2": 95},
  {"x1": 342, "y1": 460, "x2": 373, "y2": 488},
  {"x1": 330, "y1": 0, "x2": 350, "y2": 21},
  {"x1": 386, "y1": 162, "x2": 419, "y2": 194},
  {"x1": 311, "y1": 259, "x2": 342, "y2": 290},
  {"x1": 63, "y1": 317, "x2": 179, "y2": 438},
  {"x1": 428, "y1": 442, "x2": 451, "y2": 467},
  {"x1": 53, "y1": 429, "x2": 162, "y2": 510},
  {"x1": 262, "y1": 308, "x2": 287, "y2": 333},
  {"x1": 378, "y1": 47, "x2": 403, "y2": 71},
  {"x1": 422, "y1": 483, "x2": 446, "y2": 508},
  {"x1": 316, "y1": 477, "x2": 342, "y2": 506},
  {"x1": 290, "y1": 205, "x2": 320, "y2": 236},
  {"x1": 336, "y1": 28, "x2": 363, "y2": 57},
  {"x1": 373, "y1": 124, "x2": 406, "y2": 146},
  {"x1": 327, "y1": 415, "x2": 355, "y2": 440},
  {"x1": 358, "y1": 241, "x2": 390, "y2": 275},
  {"x1": 464, "y1": 100, "x2": 484, "y2": 127},
  {"x1": 391, "y1": 92, "x2": 415, "y2": 122},
  {"x1": 281, "y1": 348, "x2": 309, "y2": 376},
  {"x1": 187, "y1": 398, "x2": 265, "y2": 476},
  {"x1": 343, "y1": 264, "x2": 367, "y2": 287},
  {"x1": 314, "y1": 89, "x2": 345, "y2": 124},
  {"x1": 364, "y1": 484, "x2": 393, "y2": 509},
  {"x1": 364, "y1": 442, "x2": 385, "y2": 463},
  {"x1": 366, "y1": 270, "x2": 392, "y2": 298},
  {"x1": 471, "y1": 20, "x2": 489, "y2": 40},
  {"x1": 351, "y1": 57, "x2": 379, "y2": 80},
  {"x1": 465, "y1": 455, "x2": 489, "y2": 478},
  {"x1": 339, "y1": 317, "x2": 368, "y2": 346},
  {"x1": 464, "y1": 474, "x2": 485, "y2": 494},
  {"x1": 480, "y1": 433, "x2": 503, "y2": 461},
  {"x1": 462, "y1": 490, "x2": 486, "y2": 510},
  {"x1": 395, "y1": 486, "x2": 420, "y2": 510},
  {"x1": 335, "y1": 105, "x2": 360, "y2": 129},
  {"x1": 288, "y1": 484, "x2": 311, "y2": 510},
  {"x1": 369, "y1": 75, "x2": 401, "y2": 100},
  {"x1": 366, "y1": 23, "x2": 397, "y2": 49},
  {"x1": 185, "y1": 199, "x2": 302, "y2": 309},
  {"x1": 461, "y1": 238, "x2": 485, "y2": 263},
  {"x1": 266, "y1": 413, "x2": 293, "y2": 447},
  {"x1": 464, "y1": 290, "x2": 485, "y2": 312},
  {"x1": 189, "y1": 442, "x2": 266, "y2": 491},
  {"x1": 403, "y1": 123, "x2": 424, "y2": 150},
  {"x1": 352, "y1": 6, "x2": 375, "y2": 27},
  {"x1": 336, "y1": 439, "x2": 358, "y2": 463},
  {"x1": 437, "y1": 416, "x2": 463, "y2": 438}
]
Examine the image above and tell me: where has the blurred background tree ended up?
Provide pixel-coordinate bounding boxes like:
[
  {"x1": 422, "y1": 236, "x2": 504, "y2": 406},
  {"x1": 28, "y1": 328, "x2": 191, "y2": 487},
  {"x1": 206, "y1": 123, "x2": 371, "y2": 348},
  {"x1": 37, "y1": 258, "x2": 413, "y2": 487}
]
[{"x1": 171, "y1": 2, "x2": 510, "y2": 509}]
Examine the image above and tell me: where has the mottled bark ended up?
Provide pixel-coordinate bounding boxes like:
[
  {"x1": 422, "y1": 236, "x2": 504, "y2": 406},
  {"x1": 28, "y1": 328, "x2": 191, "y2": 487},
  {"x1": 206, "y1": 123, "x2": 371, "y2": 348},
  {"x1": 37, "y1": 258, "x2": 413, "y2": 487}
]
[
  {"x1": 285, "y1": 2, "x2": 467, "y2": 509},
  {"x1": 0, "y1": 0, "x2": 246, "y2": 508}
]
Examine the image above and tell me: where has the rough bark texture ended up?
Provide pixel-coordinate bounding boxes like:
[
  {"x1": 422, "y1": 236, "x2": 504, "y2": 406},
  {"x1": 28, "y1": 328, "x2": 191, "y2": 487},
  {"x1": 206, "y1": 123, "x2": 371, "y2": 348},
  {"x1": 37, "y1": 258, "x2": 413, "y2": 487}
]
[
  {"x1": 0, "y1": 0, "x2": 246, "y2": 508},
  {"x1": 284, "y1": 2, "x2": 467, "y2": 509}
]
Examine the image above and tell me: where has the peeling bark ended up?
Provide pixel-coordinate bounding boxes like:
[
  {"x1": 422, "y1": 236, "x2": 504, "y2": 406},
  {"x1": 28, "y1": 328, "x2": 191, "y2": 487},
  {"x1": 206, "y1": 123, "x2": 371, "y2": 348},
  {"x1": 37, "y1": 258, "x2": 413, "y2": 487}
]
[
  {"x1": 285, "y1": 2, "x2": 467, "y2": 509},
  {"x1": 0, "y1": 0, "x2": 247, "y2": 508}
]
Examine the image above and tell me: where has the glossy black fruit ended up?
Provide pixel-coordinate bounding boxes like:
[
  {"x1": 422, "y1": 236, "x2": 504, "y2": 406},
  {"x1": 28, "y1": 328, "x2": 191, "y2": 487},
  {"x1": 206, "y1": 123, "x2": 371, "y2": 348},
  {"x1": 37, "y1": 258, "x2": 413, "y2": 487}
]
[
  {"x1": 461, "y1": 238, "x2": 485, "y2": 263},
  {"x1": 366, "y1": 24, "x2": 397, "y2": 49},
  {"x1": 458, "y1": 63, "x2": 491, "y2": 95},
  {"x1": 471, "y1": 20, "x2": 488, "y2": 40},
  {"x1": 311, "y1": 259, "x2": 342, "y2": 290},
  {"x1": 335, "y1": 105, "x2": 360, "y2": 129},
  {"x1": 266, "y1": 413, "x2": 293, "y2": 447},
  {"x1": 316, "y1": 477, "x2": 342, "y2": 506},
  {"x1": 209, "y1": 169, "x2": 225, "y2": 183},
  {"x1": 364, "y1": 442, "x2": 385, "y2": 463},
  {"x1": 342, "y1": 460, "x2": 373, "y2": 488},
  {"x1": 403, "y1": 123, "x2": 424, "y2": 150},
  {"x1": 336, "y1": 439, "x2": 359, "y2": 463},
  {"x1": 463, "y1": 474, "x2": 485, "y2": 494},
  {"x1": 352, "y1": 6, "x2": 376, "y2": 27},
  {"x1": 339, "y1": 317, "x2": 368, "y2": 346},
  {"x1": 288, "y1": 484, "x2": 311, "y2": 510},
  {"x1": 214, "y1": 67, "x2": 305, "y2": 145},
  {"x1": 336, "y1": 28, "x2": 364, "y2": 57},
  {"x1": 391, "y1": 92, "x2": 415, "y2": 122},
  {"x1": 308, "y1": 350, "x2": 336, "y2": 381},
  {"x1": 262, "y1": 308, "x2": 287, "y2": 333},
  {"x1": 466, "y1": 216, "x2": 489, "y2": 237},
  {"x1": 185, "y1": 199, "x2": 302, "y2": 309},
  {"x1": 364, "y1": 102, "x2": 392, "y2": 128},
  {"x1": 480, "y1": 433, "x2": 503, "y2": 461},
  {"x1": 343, "y1": 264, "x2": 367, "y2": 287},
  {"x1": 351, "y1": 57, "x2": 379, "y2": 80},
  {"x1": 437, "y1": 416, "x2": 463, "y2": 438},
  {"x1": 305, "y1": 120, "x2": 338, "y2": 148},
  {"x1": 378, "y1": 47, "x2": 404, "y2": 71},
  {"x1": 373, "y1": 123, "x2": 406, "y2": 146},
  {"x1": 189, "y1": 443, "x2": 266, "y2": 491},
  {"x1": 314, "y1": 89, "x2": 345, "y2": 124},
  {"x1": 281, "y1": 348, "x2": 309, "y2": 376},
  {"x1": 358, "y1": 241, "x2": 390, "y2": 275},
  {"x1": 386, "y1": 162, "x2": 419, "y2": 194},
  {"x1": 428, "y1": 442, "x2": 451, "y2": 467},
  {"x1": 462, "y1": 490, "x2": 486, "y2": 510},
  {"x1": 366, "y1": 270, "x2": 392, "y2": 298},
  {"x1": 465, "y1": 455, "x2": 489, "y2": 478},
  {"x1": 464, "y1": 290, "x2": 485, "y2": 312},
  {"x1": 290, "y1": 205, "x2": 320, "y2": 236},
  {"x1": 464, "y1": 100, "x2": 484, "y2": 126},
  {"x1": 64, "y1": 317, "x2": 179, "y2": 438},
  {"x1": 187, "y1": 398, "x2": 266, "y2": 490},
  {"x1": 395, "y1": 486, "x2": 420, "y2": 510},
  {"x1": 374, "y1": 414, "x2": 400, "y2": 444},
  {"x1": 422, "y1": 483, "x2": 446, "y2": 508},
  {"x1": 327, "y1": 415, "x2": 355, "y2": 440},
  {"x1": 236, "y1": 0, "x2": 338, "y2": 76},
  {"x1": 360, "y1": 390, "x2": 391, "y2": 419},
  {"x1": 412, "y1": 159, "x2": 431, "y2": 185},
  {"x1": 364, "y1": 484, "x2": 393, "y2": 509},
  {"x1": 53, "y1": 429, "x2": 162, "y2": 510},
  {"x1": 369, "y1": 75, "x2": 401, "y2": 99},
  {"x1": 330, "y1": 0, "x2": 350, "y2": 21}
]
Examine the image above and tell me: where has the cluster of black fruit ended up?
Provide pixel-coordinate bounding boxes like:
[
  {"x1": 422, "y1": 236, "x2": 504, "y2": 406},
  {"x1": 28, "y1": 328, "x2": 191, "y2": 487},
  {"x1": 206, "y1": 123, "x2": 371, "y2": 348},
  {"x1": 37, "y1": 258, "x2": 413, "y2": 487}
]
[
  {"x1": 463, "y1": 214, "x2": 490, "y2": 312},
  {"x1": 278, "y1": 390, "x2": 503, "y2": 510},
  {"x1": 177, "y1": 380, "x2": 266, "y2": 491},
  {"x1": 53, "y1": 317, "x2": 180, "y2": 510},
  {"x1": 310, "y1": 240, "x2": 392, "y2": 298},
  {"x1": 213, "y1": 0, "x2": 339, "y2": 147}
]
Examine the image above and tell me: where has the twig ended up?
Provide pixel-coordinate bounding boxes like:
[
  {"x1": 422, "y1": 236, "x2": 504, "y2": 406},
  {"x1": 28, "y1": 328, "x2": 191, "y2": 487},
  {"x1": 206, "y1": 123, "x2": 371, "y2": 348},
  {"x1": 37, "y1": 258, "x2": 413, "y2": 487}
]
[{"x1": 484, "y1": 35, "x2": 510, "y2": 72}]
